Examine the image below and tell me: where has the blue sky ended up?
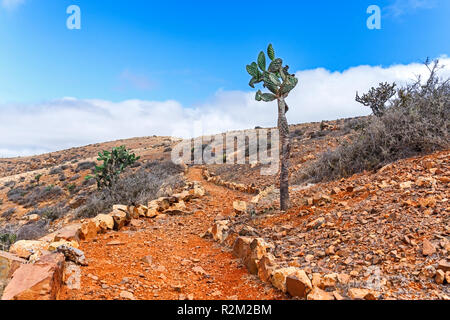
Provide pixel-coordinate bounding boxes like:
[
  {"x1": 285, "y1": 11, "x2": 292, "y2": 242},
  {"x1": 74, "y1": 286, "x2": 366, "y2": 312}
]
[
  {"x1": 1, "y1": 0, "x2": 449, "y2": 105},
  {"x1": 0, "y1": 0, "x2": 449, "y2": 157}
]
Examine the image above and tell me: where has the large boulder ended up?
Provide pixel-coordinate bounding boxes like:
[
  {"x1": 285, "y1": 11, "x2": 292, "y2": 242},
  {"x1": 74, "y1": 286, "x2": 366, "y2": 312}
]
[
  {"x1": 47, "y1": 240, "x2": 79, "y2": 251},
  {"x1": 286, "y1": 269, "x2": 313, "y2": 298},
  {"x1": 9, "y1": 240, "x2": 48, "y2": 259},
  {"x1": 347, "y1": 288, "x2": 378, "y2": 300},
  {"x1": 0, "y1": 251, "x2": 26, "y2": 296},
  {"x1": 38, "y1": 232, "x2": 58, "y2": 243},
  {"x1": 80, "y1": 220, "x2": 98, "y2": 240},
  {"x1": 134, "y1": 205, "x2": 148, "y2": 218},
  {"x1": 271, "y1": 267, "x2": 299, "y2": 293},
  {"x1": 307, "y1": 287, "x2": 335, "y2": 300},
  {"x1": 165, "y1": 201, "x2": 188, "y2": 215},
  {"x1": 29, "y1": 250, "x2": 52, "y2": 264},
  {"x1": 244, "y1": 238, "x2": 272, "y2": 274},
  {"x1": 232, "y1": 237, "x2": 252, "y2": 260},
  {"x1": 92, "y1": 214, "x2": 114, "y2": 232},
  {"x1": 1, "y1": 253, "x2": 65, "y2": 300},
  {"x1": 53, "y1": 223, "x2": 82, "y2": 242},
  {"x1": 233, "y1": 201, "x2": 247, "y2": 214},
  {"x1": 148, "y1": 197, "x2": 171, "y2": 212},
  {"x1": 110, "y1": 210, "x2": 129, "y2": 231},
  {"x1": 190, "y1": 186, "x2": 205, "y2": 198},
  {"x1": 112, "y1": 204, "x2": 128, "y2": 213},
  {"x1": 211, "y1": 220, "x2": 229, "y2": 243},
  {"x1": 257, "y1": 253, "x2": 277, "y2": 283},
  {"x1": 146, "y1": 208, "x2": 159, "y2": 218},
  {"x1": 57, "y1": 245, "x2": 88, "y2": 266},
  {"x1": 437, "y1": 259, "x2": 450, "y2": 272}
]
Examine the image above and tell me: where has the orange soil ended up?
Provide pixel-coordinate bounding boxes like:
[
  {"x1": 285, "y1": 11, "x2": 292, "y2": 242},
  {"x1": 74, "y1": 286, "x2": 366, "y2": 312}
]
[{"x1": 59, "y1": 168, "x2": 285, "y2": 300}]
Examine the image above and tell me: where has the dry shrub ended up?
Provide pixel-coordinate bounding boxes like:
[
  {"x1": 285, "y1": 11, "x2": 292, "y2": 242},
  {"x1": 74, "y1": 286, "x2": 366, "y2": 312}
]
[
  {"x1": 27, "y1": 204, "x2": 68, "y2": 222},
  {"x1": 296, "y1": 59, "x2": 449, "y2": 183},
  {"x1": 75, "y1": 161, "x2": 184, "y2": 218},
  {"x1": 16, "y1": 220, "x2": 50, "y2": 241},
  {"x1": 49, "y1": 166, "x2": 63, "y2": 175},
  {"x1": 1, "y1": 208, "x2": 16, "y2": 219},
  {"x1": 0, "y1": 228, "x2": 17, "y2": 251},
  {"x1": 8, "y1": 184, "x2": 64, "y2": 208},
  {"x1": 75, "y1": 161, "x2": 96, "y2": 173}
]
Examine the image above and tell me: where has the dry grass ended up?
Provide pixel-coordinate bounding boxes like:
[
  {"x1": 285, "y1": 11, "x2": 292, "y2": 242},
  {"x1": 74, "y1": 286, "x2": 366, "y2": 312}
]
[{"x1": 75, "y1": 161, "x2": 185, "y2": 218}]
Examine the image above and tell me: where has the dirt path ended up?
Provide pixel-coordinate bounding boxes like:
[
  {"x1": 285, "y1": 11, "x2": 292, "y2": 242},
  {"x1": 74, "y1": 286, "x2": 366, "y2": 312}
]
[{"x1": 59, "y1": 168, "x2": 285, "y2": 300}]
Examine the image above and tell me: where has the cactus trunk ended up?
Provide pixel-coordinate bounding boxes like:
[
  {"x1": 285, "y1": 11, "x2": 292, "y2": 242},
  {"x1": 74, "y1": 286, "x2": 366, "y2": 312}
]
[
  {"x1": 277, "y1": 97, "x2": 290, "y2": 211},
  {"x1": 246, "y1": 44, "x2": 297, "y2": 211}
]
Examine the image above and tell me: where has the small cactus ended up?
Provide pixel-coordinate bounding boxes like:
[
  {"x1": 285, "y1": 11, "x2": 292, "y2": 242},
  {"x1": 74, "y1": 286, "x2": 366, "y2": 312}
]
[{"x1": 90, "y1": 145, "x2": 140, "y2": 190}]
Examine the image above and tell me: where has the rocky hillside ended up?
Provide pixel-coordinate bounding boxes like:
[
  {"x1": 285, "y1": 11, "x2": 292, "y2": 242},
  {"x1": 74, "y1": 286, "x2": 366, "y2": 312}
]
[
  {"x1": 0, "y1": 118, "x2": 353, "y2": 241},
  {"x1": 0, "y1": 117, "x2": 448, "y2": 300},
  {"x1": 206, "y1": 150, "x2": 449, "y2": 300},
  {"x1": 0, "y1": 136, "x2": 179, "y2": 244}
]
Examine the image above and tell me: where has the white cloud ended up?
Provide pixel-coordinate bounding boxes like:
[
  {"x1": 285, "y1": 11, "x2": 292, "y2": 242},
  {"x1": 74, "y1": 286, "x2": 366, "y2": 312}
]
[
  {"x1": 1, "y1": 57, "x2": 449, "y2": 158},
  {"x1": 1, "y1": 0, "x2": 25, "y2": 10}
]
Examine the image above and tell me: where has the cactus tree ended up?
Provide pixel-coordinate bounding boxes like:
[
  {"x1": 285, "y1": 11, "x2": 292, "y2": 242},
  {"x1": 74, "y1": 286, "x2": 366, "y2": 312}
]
[
  {"x1": 90, "y1": 145, "x2": 140, "y2": 190},
  {"x1": 246, "y1": 44, "x2": 298, "y2": 211}
]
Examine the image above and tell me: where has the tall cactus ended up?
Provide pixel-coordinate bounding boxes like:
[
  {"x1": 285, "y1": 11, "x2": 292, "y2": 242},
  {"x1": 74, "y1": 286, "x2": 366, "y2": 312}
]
[{"x1": 246, "y1": 44, "x2": 298, "y2": 211}]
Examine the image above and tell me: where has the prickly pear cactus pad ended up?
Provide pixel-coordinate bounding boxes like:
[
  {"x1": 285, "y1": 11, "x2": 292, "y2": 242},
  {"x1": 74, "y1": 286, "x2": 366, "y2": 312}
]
[{"x1": 247, "y1": 44, "x2": 298, "y2": 111}]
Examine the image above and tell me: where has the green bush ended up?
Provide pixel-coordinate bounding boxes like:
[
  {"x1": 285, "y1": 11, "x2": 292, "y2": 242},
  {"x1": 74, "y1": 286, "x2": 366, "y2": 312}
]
[
  {"x1": 66, "y1": 183, "x2": 76, "y2": 194},
  {"x1": 34, "y1": 174, "x2": 42, "y2": 184}
]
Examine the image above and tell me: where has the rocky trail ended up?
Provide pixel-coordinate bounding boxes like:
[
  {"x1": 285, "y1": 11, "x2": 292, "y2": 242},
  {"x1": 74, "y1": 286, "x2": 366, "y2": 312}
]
[
  {"x1": 2, "y1": 150, "x2": 449, "y2": 300},
  {"x1": 59, "y1": 168, "x2": 285, "y2": 300}
]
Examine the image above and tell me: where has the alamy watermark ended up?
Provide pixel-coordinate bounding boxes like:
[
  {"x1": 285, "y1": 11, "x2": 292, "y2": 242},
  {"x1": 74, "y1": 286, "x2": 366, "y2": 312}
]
[
  {"x1": 66, "y1": 5, "x2": 81, "y2": 30},
  {"x1": 64, "y1": 5, "x2": 381, "y2": 31},
  {"x1": 171, "y1": 127, "x2": 280, "y2": 176},
  {"x1": 367, "y1": 5, "x2": 381, "y2": 30}
]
